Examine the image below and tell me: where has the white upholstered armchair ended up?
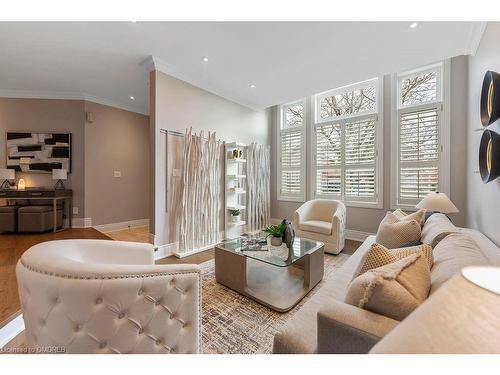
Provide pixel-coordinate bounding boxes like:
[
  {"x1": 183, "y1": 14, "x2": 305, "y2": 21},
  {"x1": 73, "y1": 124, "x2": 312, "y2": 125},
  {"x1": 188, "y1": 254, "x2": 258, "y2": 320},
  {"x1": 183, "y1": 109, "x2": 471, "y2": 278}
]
[
  {"x1": 16, "y1": 239, "x2": 201, "y2": 354},
  {"x1": 293, "y1": 199, "x2": 346, "y2": 254}
]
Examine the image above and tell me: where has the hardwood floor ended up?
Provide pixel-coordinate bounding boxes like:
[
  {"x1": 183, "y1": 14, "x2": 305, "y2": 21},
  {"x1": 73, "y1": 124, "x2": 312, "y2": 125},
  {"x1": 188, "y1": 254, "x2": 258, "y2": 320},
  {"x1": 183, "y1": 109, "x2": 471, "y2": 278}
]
[
  {"x1": 0, "y1": 228, "x2": 110, "y2": 326},
  {"x1": 105, "y1": 226, "x2": 151, "y2": 243}
]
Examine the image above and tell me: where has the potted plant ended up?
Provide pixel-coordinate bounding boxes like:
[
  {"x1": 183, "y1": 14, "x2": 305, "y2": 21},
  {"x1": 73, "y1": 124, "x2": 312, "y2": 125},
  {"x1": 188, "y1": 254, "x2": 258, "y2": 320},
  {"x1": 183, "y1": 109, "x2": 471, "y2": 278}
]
[
  {"x1": 229, "y1": 209, "x2": 241, "y2": 223},
  {"x1": 263, "y1": 223, "x2": 286, "y2": 246}
]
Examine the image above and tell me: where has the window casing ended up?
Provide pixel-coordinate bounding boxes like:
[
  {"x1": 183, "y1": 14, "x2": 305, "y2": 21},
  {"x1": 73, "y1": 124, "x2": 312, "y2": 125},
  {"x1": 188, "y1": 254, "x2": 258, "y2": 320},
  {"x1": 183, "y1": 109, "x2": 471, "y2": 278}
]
[
  {"x1": 277, "y1": 99, "x2": 306, "y2": 201},
  {"x1": 312, "y1": 78, "x2": 383, "y2": 208},
  {"x1": 391, "y1": 62, "x2": 450, "y2": 208}
]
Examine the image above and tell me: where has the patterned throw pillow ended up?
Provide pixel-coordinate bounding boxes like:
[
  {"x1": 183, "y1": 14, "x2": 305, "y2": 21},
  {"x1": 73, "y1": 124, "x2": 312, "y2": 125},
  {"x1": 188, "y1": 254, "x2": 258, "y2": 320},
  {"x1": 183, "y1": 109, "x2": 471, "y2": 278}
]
[
  {"x1": 375, "y1": 213, "x2": 422, "y2": 249},
  {"x1": 345, "y1": 253, "x2": 431, "y2": 321},
  {"x1": 392, "y1": 208, "x2": 426, "y2": 227},
  {"x1": 357, "y1": 242, "x2": 434, "y2": 276}
]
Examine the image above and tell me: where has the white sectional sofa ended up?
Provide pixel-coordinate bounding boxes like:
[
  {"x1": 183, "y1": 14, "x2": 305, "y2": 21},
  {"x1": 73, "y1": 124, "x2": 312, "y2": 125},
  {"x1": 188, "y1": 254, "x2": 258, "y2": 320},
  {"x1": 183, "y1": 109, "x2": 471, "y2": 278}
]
[{"x1": 273, "y1": 214, "x2": 500, "y2": 354}]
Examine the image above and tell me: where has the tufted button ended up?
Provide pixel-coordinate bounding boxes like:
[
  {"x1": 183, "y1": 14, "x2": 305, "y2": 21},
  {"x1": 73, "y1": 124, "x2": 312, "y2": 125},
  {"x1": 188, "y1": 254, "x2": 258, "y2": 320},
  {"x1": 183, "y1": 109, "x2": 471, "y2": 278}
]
[
  {"x1": 137, "y1": 289, "x2": 144, "y2": 296},
  {"x1": 99, "y1": 341, "x2": 107, "y2": 349},
  {"x1": 40, "y1": 319, "x2": 45, "y2": 326},
  {"x1": 155, "y1": 299, "x2": 162, "y2": 306},
  {"x1": 138, "y1": 328, "x2": 144, "y2": 334},
  {"x1": 53, "y1": 297, "x2": 60, "y2": 304},
  {"x1": 118, "y1": 312, "x2": 125, "y2": 319},
  {"x1": 95, "y1": 297, "x2": 103, "y2": 304},
  {"x1": 74, "y1": 324, "x2": 82, "y2": 332},
  {"x1": 171, "y1": 347, "x2": 176, "y2": 353},
  {"x1": 170, "y1": 279, "x2": 175, "y2": 286},
  {"x1": 170, "y1": 313, "x2": 176, "y2": 320},
  {"x1": 183, "y1": 322, "x2": 189, "y2": 328},
  {"x1": 155, "y1": 338, "x2": 163, "y2": 346}
]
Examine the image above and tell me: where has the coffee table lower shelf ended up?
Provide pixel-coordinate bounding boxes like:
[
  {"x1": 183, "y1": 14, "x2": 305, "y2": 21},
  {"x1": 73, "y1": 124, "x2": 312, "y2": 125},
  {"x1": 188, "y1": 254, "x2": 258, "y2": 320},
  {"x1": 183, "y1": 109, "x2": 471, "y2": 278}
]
[{"x1": 214, "y1": 245, "x2": 324, "y2": 312}]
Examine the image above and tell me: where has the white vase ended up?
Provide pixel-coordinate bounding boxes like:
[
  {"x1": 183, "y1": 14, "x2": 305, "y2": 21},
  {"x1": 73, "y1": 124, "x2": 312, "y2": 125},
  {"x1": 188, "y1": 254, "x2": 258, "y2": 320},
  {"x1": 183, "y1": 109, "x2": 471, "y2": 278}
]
[{"x1": 231, "y1": 215, "x2": 240, "y2": 223}]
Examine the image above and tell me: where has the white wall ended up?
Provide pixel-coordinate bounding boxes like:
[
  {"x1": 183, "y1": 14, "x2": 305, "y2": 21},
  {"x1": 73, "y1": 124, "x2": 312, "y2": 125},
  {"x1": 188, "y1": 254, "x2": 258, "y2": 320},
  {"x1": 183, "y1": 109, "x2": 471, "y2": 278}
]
[
  {"x1": 150, "y1": 70, "x2": 271, "y2": 246},
  {"x1": 466, "y1": 23, "x2": 500, "y2": 246}
]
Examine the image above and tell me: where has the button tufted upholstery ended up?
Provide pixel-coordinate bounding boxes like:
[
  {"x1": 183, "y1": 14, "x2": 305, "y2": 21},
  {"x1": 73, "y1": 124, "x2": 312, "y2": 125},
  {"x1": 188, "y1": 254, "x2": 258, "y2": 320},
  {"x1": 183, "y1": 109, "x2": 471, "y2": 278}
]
[
  {"x1": 293, "y1": 199, "x2": 346, "y2": 254},
  {"x1": 16, "y1": 239, "x2": 201, "y2": 354}
]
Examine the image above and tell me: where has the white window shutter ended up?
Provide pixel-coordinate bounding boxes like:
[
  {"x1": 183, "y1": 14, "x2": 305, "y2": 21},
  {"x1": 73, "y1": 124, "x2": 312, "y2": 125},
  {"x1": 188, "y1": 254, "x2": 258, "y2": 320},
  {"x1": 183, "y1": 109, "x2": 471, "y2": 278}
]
[
  {"x1": 398, "y1": 108, "x2": 440, "y2": 204},
  {"x1": 280, "y1": 129, "x2": 302, "y2": 196}
]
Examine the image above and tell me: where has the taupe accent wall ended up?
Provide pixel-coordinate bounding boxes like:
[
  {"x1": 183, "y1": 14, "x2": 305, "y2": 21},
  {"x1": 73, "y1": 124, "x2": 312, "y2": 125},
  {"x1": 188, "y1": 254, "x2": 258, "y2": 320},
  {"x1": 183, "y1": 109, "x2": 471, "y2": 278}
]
[
  {"x1": 150, "y1": 70, "x2": 271, "y2": 246},
  {"x1": 466, "y1": 23, "x2": 500, "y2": 246},
  {"x1": 0, "y1": 97, "x2": 150, "y2": 226},
  {"x1": 84, "y1": 101, "x2": 150, "y2": 226},
  {"x1": 271, "y1": 57, "x2": 468, "y2": 234},
  {"x1": 0, "y1": 98, "x2": 86, "y2": 218}
]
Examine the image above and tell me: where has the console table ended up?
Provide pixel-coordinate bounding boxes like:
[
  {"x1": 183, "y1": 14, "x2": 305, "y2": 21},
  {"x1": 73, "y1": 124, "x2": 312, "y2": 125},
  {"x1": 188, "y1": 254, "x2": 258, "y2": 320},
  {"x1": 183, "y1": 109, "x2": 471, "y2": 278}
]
[{"x1": 0, "y1": 188, "x2": 73, "y2": 232}]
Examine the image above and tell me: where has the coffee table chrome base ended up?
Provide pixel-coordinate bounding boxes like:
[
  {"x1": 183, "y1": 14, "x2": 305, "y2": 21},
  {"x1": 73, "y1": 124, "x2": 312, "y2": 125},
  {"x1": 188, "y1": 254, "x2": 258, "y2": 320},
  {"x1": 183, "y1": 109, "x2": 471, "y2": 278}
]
[{"x1": 215, "y1": 245, "x2": 324, "y2": 312}]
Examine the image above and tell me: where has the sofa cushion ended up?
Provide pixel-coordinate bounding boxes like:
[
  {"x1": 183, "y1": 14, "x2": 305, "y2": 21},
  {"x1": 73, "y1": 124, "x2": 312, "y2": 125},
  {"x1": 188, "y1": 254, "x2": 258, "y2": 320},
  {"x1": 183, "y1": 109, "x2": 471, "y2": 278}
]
[
  {"x1": 430, "y1": 233, "x2": 489, "y2": 294},
  {"x1": 357, "y1": 243, "x2": 434, "y2": 276},
  {"x1": 299, "y1": 220, "x2": 332, "y2": 235},
  {"x1": 345, "y1": 253, "x2": 431, "y2": 321},
  {"x1": 392, "y1": 209, "x2": 426, "y2": 227},
  {"x1": 375, "y1": 213, "x2": 422, "y2": 249},
  {"x1": 421, "y1": 213, "x2": 459, "y2": 248},
  {"x1": 273, "y1": 235, "x2": 377, "y2": 354}
]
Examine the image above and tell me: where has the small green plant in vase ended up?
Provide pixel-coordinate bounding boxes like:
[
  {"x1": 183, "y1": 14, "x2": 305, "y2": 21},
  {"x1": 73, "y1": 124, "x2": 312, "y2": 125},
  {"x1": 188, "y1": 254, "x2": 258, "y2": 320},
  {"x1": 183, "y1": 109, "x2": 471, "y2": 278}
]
[
  {"x1": 263, "y1": 223, "x2": 286, "y2": 246},
  {"x1": 229, "y1": 209, "x2": 241, "y2": 223}
]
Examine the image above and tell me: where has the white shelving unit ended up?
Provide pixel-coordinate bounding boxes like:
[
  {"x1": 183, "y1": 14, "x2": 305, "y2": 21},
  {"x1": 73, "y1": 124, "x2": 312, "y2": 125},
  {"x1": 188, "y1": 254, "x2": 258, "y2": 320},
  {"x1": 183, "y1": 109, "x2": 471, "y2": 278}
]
[{"x1": 225, "y1": 142, "x2": 247, "y2": 239}]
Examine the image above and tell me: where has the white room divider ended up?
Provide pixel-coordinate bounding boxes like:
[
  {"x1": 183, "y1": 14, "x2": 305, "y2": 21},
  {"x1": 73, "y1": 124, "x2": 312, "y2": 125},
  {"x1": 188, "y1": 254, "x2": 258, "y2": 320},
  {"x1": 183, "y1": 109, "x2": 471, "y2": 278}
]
[
  {"x1": 246, "y1": 142, "x2": 271, "y2": 232},
  {"x1": 178, "y1": 128, "x2": 222, "y2": 256}
]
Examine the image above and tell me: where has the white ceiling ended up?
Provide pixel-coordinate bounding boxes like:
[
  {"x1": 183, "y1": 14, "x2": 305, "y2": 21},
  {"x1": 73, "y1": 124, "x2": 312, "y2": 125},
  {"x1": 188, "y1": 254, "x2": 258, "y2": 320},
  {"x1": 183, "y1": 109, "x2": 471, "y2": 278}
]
[{"x1": 0, "y1": 22, "x2": 486, "y2": 114}]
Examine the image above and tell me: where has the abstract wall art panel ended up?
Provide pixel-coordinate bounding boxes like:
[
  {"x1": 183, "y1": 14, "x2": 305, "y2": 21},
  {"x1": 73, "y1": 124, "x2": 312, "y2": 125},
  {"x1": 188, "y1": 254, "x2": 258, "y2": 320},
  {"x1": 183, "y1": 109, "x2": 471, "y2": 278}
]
[{"x1": 6, "y1": 132, "x2": 72, "y2": 173}]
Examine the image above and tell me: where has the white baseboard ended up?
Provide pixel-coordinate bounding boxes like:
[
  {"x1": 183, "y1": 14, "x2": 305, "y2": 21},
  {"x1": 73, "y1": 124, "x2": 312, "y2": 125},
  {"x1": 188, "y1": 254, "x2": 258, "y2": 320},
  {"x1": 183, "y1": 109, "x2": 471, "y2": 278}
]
[
  {"x1": 93, "y1": 218, "x2": 149, "y2": 233},
  {"x1": 0, "y1": 315, "x2": 24, "y2": 349},
  {"x1": 173, "y1": 243, "x2": 215, "y2": 258},
  {"x1": 345, "y1": 229, "x2": 374, "y2": 242},
  {"x1": 72, "y1": 217, "x2": 92, "y2": 228},
  {"x1": 154, "y1": 242, "x2": 177, "y2": 260}
]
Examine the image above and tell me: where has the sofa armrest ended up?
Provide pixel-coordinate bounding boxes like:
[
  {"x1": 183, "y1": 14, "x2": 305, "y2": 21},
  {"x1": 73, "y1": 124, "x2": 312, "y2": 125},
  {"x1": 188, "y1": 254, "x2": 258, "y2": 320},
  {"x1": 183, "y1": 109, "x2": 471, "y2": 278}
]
[
  {"x1": 317, "y1": 300, "x2": 399, "y2": 354},
  {"x1": 294, "y1": 200, "x2": 313, "y2": 226},
  {"x1": 331, "y1": 203, "x2": 346, "y2": 248}
]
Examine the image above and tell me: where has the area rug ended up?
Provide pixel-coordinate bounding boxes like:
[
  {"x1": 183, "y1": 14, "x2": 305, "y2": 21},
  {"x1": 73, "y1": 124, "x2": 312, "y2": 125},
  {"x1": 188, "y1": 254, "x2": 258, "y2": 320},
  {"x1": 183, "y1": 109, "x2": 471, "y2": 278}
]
[{"x1": 201, "y1": 253, "x2": 350, "y2": 354}]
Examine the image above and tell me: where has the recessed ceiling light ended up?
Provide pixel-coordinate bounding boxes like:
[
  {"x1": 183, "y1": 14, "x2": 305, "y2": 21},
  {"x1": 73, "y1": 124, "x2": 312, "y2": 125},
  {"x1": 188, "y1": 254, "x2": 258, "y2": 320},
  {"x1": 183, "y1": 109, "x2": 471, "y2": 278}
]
[
  {"x1": 250, "y1": 84, "x2": 256, "y2": 88},
  {"x1": 409, "y1": 22, "x2": 419, "y2": 29},
  {"x1": 129, "y1": 96, "x2": 135, "y2": 101},
  {"x1": 203, "y1": 57, "x2": 209, "y2": 62}
]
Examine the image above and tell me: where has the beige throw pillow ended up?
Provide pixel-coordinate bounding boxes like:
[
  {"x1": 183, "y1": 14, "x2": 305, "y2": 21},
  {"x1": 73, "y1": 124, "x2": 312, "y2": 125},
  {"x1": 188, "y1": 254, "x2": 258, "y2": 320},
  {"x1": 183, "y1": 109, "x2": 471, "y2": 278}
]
[
  {"x1": 358, "y1": 242, "x2": 433, "y2": 276},
  {"x1": 376, "y1": 213, "x2": 422, "y2": 249},
  {"x1": 392, "y1": 208, "x2": 426, "y2": 227},
  {"x1": 345, "y1": 253, "x2": 431, "y2": 321}
]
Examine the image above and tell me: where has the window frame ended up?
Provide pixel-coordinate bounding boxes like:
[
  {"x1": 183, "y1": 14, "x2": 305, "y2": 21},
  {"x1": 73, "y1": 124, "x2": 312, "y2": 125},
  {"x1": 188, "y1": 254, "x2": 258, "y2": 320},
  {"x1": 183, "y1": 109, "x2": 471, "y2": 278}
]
[
  {"x1": 390, "y1": 61, "x2": 451, "y2": 210},
  {"x1": 311, "y1": 77, "x2": 384, "y2": 209},
  {"x1": 277, "y1": 98, "x2": 307, "y2": 202}
]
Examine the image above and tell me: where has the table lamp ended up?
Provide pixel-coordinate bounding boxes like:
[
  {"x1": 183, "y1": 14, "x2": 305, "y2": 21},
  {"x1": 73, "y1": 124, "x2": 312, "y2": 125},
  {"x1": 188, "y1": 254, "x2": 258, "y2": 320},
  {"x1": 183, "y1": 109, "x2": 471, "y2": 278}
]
[
  {"x1": 52, "y1": 169, "x2": 67, "y2": 190},
  {"x1": 416, "y1": 192, "x2": 459, "y2": 214},
  {"x1": 370, "y1": 266, "x2": 500, "y2": 353},
  {"x1": 0, "y1": 169, "x2": 15, "y2": 189}
]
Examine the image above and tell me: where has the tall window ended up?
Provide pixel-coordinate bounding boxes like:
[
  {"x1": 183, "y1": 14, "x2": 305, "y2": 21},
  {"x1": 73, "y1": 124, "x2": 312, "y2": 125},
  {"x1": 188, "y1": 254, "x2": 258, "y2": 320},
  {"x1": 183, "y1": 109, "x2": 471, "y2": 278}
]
[
  {"x1": 312, "y1": 78, "x2": 382, "y2": 207},
  {"x1": 278, "y1": 99, "x2": 306, "y2": 201},
  {"x1": 392, "y1": 62, "x2": 449, "y2": 207}
]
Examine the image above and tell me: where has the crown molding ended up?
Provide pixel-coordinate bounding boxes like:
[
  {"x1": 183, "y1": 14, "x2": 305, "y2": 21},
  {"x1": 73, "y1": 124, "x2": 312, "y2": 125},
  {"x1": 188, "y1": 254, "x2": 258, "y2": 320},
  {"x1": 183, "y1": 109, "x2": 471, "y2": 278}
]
[
  {"x1": 143, "y1": 55, "x2": 262, "y2": 111},
  {"x1": 0, "y1": 89, "x2": 148, "y2": 115},
  {"x1": 464, "y1": 22, "x2": 487, "y2": 56}
]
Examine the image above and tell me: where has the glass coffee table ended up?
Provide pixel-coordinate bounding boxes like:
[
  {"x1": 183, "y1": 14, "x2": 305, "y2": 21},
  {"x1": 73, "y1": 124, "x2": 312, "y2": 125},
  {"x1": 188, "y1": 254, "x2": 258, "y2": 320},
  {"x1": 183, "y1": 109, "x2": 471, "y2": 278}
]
[{"x1": 215, "y1": 237, "x2": 324, "y2": 312}]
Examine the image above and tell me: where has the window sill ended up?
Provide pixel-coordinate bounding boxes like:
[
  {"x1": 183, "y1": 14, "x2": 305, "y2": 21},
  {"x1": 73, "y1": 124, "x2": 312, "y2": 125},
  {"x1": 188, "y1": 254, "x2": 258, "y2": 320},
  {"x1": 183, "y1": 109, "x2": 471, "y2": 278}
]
[{"x1": 277, "y1": 196, "x2": 306, "y2": 203}]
